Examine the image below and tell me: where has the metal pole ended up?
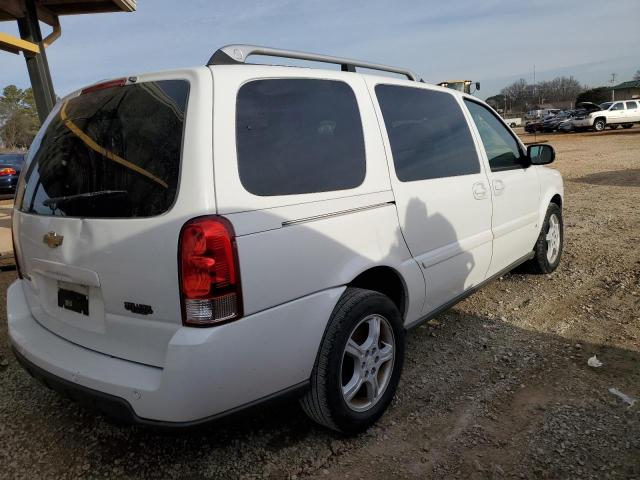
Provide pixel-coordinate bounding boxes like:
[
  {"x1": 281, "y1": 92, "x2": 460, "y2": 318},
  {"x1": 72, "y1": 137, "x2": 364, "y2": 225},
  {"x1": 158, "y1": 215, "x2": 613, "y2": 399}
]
[{"x1": 17, "y1": 0, "x2": 56, "y2": 123}]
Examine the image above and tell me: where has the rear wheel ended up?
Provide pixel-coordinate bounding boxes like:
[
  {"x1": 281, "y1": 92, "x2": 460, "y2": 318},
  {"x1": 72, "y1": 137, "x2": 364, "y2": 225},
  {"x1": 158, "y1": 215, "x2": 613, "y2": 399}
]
[
  {"x1": 622, "y1": 124, "x2": 633, "y2": 129},
  {"x1": 300, "y1": 288, "x2": 404, "y2": 434},
  {"x1": 593, "y1": 118, "x2": 606, "y2": 131},
  {"x1": 528, "y1": 203, "x2": 563, "y2": 274}
]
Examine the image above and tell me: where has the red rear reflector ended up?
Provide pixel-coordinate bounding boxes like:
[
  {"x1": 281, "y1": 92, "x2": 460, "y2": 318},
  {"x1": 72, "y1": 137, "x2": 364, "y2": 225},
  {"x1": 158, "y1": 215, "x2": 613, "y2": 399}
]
[
  {"x1": 81, "y1": 78, "x2": 127, "y2": 95},
  {"x1": 178, "y1": 216, "x2": 242, "y2": 326},
  {"x1": 0, "y1": 168, "x2": 17, "y2": 176}
]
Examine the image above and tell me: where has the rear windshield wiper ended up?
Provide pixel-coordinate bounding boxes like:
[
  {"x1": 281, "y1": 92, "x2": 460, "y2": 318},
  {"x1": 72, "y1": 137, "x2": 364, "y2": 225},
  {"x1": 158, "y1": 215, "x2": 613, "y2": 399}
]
[{"x1": 42, "y1": 190, "x2": 128, "y2": 209}]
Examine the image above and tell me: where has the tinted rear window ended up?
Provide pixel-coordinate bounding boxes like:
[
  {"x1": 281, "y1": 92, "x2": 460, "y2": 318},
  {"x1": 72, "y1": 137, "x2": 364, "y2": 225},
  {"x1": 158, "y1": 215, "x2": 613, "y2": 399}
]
[
  {"x1": 18, "y1": 79, "x2": 189, "y2": 217},
  {"x1": 375, "y1": 84, "x2": 480, "y2": 182},
  {"x1": 236, "y1": 79, "x2": 366, "y2": 196}
]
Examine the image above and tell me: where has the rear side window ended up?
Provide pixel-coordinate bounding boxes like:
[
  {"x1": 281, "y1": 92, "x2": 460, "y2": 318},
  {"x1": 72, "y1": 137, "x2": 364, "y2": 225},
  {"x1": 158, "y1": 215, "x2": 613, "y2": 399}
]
[
  {"x1": 626, "y1": 101, "x2": 638, "y2": 109},
  {"x1": 375, "y1": 85, "x2": 480, "y2": 182},
  {"x1": 236, "y1": 79, "x2": 366, "y2": 196},
  {"x1": 18, "y1": 80, "x2": 189, "y2": 217}
]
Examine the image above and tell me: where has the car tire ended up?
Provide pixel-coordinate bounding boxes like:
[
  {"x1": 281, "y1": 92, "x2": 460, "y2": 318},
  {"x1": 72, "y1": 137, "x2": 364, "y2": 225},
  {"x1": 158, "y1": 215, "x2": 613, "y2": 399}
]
[
  {"x1": 593, "y1": 118, "x2": 606, "y2": 131},
  {"x1": 527, "y1": 203, "x2": 563, "y2": 274},
  {"x1": 300, "y1": 287, "x2": 405, "y2": 434},
  {"x1": 622, "y1": 124, "x2": 633, "y2": 129},
  {"x1": 510, "y1": 122, "x2": 516, "y2": 128}
]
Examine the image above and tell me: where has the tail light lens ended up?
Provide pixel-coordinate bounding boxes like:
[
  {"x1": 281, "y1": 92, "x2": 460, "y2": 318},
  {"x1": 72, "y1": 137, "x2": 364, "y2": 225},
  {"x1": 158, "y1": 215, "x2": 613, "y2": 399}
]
[
  {"x1": 81, "y1": 78, "x2": 127, "y2": 95},
  {"x1": 0, "y1": 168, "x2": 17, "y2": 176},
  {"x1": 178, "y1": 216, "x2": 242, "y2": 326}
]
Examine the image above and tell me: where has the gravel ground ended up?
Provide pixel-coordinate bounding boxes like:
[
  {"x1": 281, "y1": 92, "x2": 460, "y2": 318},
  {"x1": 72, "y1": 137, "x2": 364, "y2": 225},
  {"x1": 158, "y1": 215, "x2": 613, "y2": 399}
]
[{"x1": 1, "y1": 128, "x2": 639, "y2": 479}]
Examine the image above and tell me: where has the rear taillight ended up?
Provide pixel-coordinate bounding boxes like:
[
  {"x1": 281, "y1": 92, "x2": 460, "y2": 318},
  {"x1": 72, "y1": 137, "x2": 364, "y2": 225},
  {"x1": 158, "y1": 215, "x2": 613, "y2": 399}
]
[
  {"x1": 0, "y1": 168, "x2": 17, "y2": 176},
  {"x1": 81, "y1": 78, "x2": 127, "y2": 95},
  {"x1": 178, "y1": 216, "x2": 242, "y2": 326}
]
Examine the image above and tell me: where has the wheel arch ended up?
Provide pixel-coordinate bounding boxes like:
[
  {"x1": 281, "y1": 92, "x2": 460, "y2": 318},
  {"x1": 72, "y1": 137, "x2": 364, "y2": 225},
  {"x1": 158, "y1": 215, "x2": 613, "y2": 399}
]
[
  {"x1": 347, "y1": 265, "x2": 408, "y2": 320},
  {"x1": 550, "y1": 193, "x2": 562, "y2": 208},
  {"x1": 537, "y1": 184, "x2": 564, "y2": 233}
]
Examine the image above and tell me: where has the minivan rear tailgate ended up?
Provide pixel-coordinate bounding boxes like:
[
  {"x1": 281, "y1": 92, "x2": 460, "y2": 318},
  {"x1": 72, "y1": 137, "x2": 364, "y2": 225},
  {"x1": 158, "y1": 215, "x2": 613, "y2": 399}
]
[
  {"x1": 16, "y1": 213, "x2": 184, "y2": 367},
  {"x1": 11, "y1": 73, "x2": 211, "y2": 368}
]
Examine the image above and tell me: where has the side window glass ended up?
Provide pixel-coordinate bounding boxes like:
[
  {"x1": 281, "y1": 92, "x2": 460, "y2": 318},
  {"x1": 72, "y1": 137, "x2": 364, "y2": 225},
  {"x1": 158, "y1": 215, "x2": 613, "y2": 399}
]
[
  {"x1": 611, "y1": 103, "x2": 625, "y2": 110},
  {"x1": 625, "y1": 101, "x2": 637, "y2": 109},
  {"x1": 236, "y1": 79, "x2": 366, "y2": 196},
  {"x1": 464, "y1": 100, "x2": 524, "y2": 172},
  {"x1": 375, "y1": 85, "x2": 480, "y2": 182}
]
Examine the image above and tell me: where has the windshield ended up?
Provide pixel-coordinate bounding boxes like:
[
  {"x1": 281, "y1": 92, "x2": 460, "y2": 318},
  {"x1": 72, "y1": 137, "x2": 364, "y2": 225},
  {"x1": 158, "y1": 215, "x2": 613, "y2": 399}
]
[
  {"x1": 17, "y1": 79, "x2": 189, "y2": 218},
  {"x1": 599, "y1": 102, "x2": 613, "y2": 110}
]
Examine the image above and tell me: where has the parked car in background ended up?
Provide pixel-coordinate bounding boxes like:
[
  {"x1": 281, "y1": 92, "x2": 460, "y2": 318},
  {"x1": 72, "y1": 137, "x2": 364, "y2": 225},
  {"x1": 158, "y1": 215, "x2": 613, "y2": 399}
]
[
  {"x1": 526, "y1": 108, "x2": 560, "y2": 120},
  {"x1": 543, "y1": 110, "x2": 585, "y2": 133},
  {"x1": 525, "y1": 118, "x2": 545, "y2": 133},
  {"x1": 572, "y1": 100, "x2": 640, "y2": 131},
  {"x1": 542, "y1": 111, "x2": 569, "y2": 132},
  {"x1": 8, "y1": 44, "x2": 564, "y2": 434},
  {"x1": 502, "y1": 117, "x2": 522, "y2": 128},
  {"x1": 557, "y1": 117, "x2": 576, "y2": 132},
  {"x1": 0, "y1": 153, "x2": 25, "y2": 195}
]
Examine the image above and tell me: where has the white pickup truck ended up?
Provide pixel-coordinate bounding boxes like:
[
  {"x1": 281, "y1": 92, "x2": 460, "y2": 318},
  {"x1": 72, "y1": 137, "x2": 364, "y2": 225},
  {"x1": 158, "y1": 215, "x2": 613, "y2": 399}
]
[{"x1": 572, "y1": 100, "x2": 640, "y2": 131}]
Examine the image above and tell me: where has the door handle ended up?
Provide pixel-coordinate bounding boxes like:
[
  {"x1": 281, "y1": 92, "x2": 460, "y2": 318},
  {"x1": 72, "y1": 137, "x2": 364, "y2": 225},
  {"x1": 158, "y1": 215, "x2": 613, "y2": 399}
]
[
  {"x1": 472, "y1": 182, "x2": 487, "y2": 200},
  {"x1": 493, "y1": 179, "x2": 505, "y2": 195}
]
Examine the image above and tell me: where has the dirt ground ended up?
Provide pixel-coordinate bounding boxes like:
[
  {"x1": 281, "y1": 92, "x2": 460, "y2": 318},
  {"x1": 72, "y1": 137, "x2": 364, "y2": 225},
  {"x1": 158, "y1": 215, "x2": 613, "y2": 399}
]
[{"x1": 1, "y1": 129, "x2": 639, "y2": 479}]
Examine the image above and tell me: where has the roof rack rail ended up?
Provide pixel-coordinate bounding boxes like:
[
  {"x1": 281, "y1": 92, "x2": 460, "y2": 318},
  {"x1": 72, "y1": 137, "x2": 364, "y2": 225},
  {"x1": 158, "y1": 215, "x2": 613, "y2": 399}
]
[{"x1": 207, "y1": 44, "x2": 419, "y2": 81}]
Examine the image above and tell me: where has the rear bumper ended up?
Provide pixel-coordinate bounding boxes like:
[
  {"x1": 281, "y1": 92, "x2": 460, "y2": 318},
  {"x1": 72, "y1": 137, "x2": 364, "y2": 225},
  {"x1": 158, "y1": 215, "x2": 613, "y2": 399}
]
[{"x1": 8, "y1": 280, "x2": 343, "y2": 424}]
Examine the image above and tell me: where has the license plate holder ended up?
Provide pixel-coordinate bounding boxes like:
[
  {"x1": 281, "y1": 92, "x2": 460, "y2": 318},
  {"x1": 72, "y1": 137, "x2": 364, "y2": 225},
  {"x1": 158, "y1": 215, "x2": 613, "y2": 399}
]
[{"x1": 58, "y1": 285, "x2": 89, "y2": 316}]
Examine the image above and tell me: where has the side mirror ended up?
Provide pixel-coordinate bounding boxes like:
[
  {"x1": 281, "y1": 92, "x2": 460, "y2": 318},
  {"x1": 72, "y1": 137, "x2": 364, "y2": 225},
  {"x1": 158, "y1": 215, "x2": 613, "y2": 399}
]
[{"x1": 527, "y1": 144, "x2": 555, "y2": 165}]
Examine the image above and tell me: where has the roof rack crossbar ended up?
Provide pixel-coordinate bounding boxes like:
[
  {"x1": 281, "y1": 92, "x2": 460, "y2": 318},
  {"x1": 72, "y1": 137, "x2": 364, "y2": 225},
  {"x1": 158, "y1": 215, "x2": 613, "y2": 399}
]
[{"x1": 207, "y1": 44, "x2": 419, "y2": 81}]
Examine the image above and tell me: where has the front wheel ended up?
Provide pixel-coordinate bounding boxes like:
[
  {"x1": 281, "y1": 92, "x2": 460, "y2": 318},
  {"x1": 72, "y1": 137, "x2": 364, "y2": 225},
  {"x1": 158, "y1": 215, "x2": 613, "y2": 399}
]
[
  {"x1": 300, "y1": 288, "x2": 405, "y2": 434},
  {"x1": 528, "y1": 203, "x2": 563, "y2": 274},
  {"x1": 593, "y1": 118, "x2": 606, "y2": 131}
]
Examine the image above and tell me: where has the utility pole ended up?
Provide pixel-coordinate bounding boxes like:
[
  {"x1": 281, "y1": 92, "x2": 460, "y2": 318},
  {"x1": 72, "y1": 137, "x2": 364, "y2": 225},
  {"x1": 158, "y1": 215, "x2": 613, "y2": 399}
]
[
  {"x1": 610, "y1": 73, "x2": 617, "y2": 101},
  {"x1": 533, "y1": 64, "x2": 536, "y2": 106}
]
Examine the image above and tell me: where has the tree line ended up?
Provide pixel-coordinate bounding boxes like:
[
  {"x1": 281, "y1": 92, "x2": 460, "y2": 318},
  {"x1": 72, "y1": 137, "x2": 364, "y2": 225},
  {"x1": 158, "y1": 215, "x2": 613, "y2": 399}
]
[
  {"x1": 486, "y1": 76, "x2": 584, "y2": 114},
  {"x1": 0, "y1": 85, "x2": 40, "y2": 150}
]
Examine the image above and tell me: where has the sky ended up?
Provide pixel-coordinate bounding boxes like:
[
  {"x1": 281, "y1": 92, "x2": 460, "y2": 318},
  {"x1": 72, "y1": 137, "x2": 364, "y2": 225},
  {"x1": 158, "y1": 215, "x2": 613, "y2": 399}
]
[{"x1": 1, "y1": 0, "x2": 639, "y2": 100}]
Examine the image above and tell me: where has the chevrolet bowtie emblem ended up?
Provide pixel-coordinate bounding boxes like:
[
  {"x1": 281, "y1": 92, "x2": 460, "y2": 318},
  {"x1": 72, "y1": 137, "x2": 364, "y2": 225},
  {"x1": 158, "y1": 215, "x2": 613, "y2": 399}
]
[{"x1": 43, "y1": 231, "x2": 63, "y2": 248}]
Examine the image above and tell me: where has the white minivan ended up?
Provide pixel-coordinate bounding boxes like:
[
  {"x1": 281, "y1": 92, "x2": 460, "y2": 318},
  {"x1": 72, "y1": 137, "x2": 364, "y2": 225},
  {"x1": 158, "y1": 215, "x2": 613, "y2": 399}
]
[{"x1": 8, "y1": 45, "x2": 564, "y2": 434}]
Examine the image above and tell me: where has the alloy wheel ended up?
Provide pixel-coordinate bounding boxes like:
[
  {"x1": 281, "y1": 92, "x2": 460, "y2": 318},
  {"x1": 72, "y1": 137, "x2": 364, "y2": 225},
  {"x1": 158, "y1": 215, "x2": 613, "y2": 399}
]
[
  {"x1": 546, "y1": 213, "x2": 561, "y2": 263},
  {"x1": 340, "y1": 314, "x2": 395, "y2": 412}
]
